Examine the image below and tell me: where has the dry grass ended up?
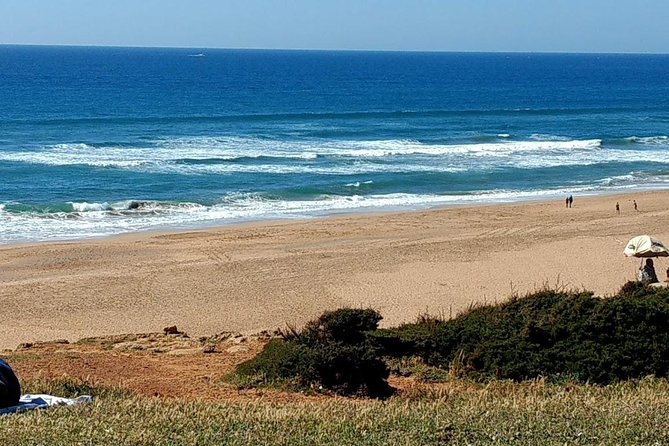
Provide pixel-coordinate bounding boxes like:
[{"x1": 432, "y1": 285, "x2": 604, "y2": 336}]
[{"x1": 1, "y1": 377, "x2": 668, "y2": 445}]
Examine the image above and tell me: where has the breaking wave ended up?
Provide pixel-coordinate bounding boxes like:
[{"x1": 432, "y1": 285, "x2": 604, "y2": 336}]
[
  {"x1": 0, "y1": 137, "x2": 605, "y2": 173},
  {"x1": 3, "y1": 177, "x2": 668, "y2": 244},
  {"x1": 625, "y1": 135, "x2": 669, "y2": 145}
]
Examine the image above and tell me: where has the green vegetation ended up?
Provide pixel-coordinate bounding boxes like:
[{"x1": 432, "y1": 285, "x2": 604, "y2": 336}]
[
  {"x1": 377, "y1": 282, "x2": 669, "y2": 383},
  {"x1": 2, "y1": 377, "x2": 669, "y2": 445},
  {"x1": 22, "y1": 376, "x2": 133, "y2": 400},
  {"x1": 4, "y1": 285, "x2": 669, "y2": 444},
  {"x1": 234, "y1": 308, "x2": 391, "y2": 397},
  {"x1": 236, "y1": 284, "x2": 669, "y2": 393}
]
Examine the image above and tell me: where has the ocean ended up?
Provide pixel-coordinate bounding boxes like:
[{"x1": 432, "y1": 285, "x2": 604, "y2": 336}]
[{"x1": 1, "y1": 46, "x2": 669, "y2": 244}]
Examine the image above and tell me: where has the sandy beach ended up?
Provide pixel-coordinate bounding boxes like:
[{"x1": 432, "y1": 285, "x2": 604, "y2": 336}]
[{"x1": 1, "y1": 190, "x2": 668, "y2": 350}]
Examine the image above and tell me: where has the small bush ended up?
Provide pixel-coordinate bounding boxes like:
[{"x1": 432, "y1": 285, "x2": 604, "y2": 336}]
[
  {"x1": 316, "y1": 342, "x2": 391, "y2": 396},
  {"x1": 234, "y1": 308, "x2": 392, "y2": 397},
  {"x1": 234, "y1": 339, "x2": 319, "y2": 388},
  {"x1": 302, "y1": 308, "x2": 382, "y2": 345}
]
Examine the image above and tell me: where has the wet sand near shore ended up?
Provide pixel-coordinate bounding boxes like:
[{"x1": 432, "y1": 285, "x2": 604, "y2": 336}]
[{"x1": 1, "y1": 191, "x2": 668, "y2": 350}]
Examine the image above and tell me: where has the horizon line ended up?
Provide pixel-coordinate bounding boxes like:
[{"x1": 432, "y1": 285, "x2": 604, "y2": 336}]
[{"x1": 1, "y1": 42, "x2": 668, "y2": 56}]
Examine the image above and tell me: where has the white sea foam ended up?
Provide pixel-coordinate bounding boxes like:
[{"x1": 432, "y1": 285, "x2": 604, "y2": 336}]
[
  {"x1": 0, "y1": 137, "x2": 603, "y2": 169},
  {"x1": 529, "y1": 134, "x2": 571, "y2": 141},
  {"x1": 71, "y1": 202, "x2": 111, "y2": 212},
  {"x1": 69, "y1": 200, "x2": 207, "y2": 214},
  {"x1": 596, "y1": 174, "x2": 637, "y2": 186},
  {"x1": 345, "y1": 180, "x2": 374, "y2": 187},
  {"x1": 155, "y1": 136, "x2": 320, "y2": 160},
  {"x1": 3, "y1": 136, "x2": 669, "y2": 178},
  {"x1": 0, "y1": 137, "x2": 317, "y2": 169},
  {"x1": 626, "y1": 135, "x2": 669, "y2": 145},
  {"x1": 311, "y1": 139, "x2": 602, "y2": 157},
  {"x1": 0, "y1": 185, "x2": 633, "y2": 244},
  {"x1": 148, "y1": 162, "x2": 468, "y2": 176}
]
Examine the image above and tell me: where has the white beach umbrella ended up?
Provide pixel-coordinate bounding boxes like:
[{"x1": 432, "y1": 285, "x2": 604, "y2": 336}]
[{"x1": 623, "y1": 235, "x2": 669, "y2": 258}]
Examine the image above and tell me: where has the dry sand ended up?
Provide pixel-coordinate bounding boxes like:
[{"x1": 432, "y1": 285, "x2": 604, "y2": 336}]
[{"x1": 2, "y1": 191, "x2": 669, "y2": 350}]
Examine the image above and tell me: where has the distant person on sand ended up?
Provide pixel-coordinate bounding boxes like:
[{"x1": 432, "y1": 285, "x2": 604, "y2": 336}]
[
  {"x1": 633, "y1": 200, "x2": 638, "y2": 211},
  {"x1": 665, "y1": 268, "x2": 669, "y2": 283},
  {"x1": 0, "y1": 359, "x2": 21, "y2": 409},
  {"x1": 638, "y1": 258, "x2": 659, "y2": 284},
  {"x1": 565, "y1": 196, "x2": 569, "y2": 208},
  {"x1": 616, "y1": 202, "x2": 620, "y2": 214},
  {"x1": 568, "y1": 195, "x2": 573, "y2": 208}
]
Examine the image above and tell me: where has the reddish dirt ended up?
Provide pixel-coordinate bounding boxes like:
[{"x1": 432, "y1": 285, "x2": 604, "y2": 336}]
[
  {"x1": 3, "y1": 331, "x2": 440, "y2": 403},
  {"x1": 3, "y1": 332, "x2": 332, "y2": 403}
]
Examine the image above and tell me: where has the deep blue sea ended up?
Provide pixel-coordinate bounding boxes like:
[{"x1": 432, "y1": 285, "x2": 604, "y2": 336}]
[{"x1": 1, "y1": 46, "x2": 669, "y2": 243}]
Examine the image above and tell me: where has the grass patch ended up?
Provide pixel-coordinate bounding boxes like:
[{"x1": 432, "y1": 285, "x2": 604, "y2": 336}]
[
  {"x1": 21, "y1": 376, "x2": 133, "y2": 400},
  {"x1": 385, "y1": 357, "x2": 450, "y2": 383},
  {"x1": 1, "y1": 377, "x2": 668, "y2": 445}
]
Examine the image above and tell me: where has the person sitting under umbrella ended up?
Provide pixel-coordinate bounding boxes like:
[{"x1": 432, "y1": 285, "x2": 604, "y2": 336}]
[{"x1": 638, "y1": 258, "x2": 659, "y2": 284}]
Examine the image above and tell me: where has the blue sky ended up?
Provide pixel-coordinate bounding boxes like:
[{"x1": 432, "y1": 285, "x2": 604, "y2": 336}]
[{"x1": 1, "y1": 0, "x2": 668, "y2": 53}]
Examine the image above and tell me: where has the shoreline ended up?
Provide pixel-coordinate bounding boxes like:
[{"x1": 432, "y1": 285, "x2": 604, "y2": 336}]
[
  {"x1": 2, "y1": 186, "x2": 666, "y2": 250},
  {"x1": 1, "y1": 189, "x2": 669, "y2": 350}
]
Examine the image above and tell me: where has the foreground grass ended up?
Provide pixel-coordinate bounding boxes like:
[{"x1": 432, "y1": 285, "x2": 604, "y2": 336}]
[{"x1": 2, "y1": 378, "x2": 668, "y2": 445}]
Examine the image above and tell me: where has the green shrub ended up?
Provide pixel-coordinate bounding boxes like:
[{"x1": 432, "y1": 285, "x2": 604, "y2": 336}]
[
  {"x1": 238, "y1": 284, "x2": 669, "y2": 391},
  {"x1": 234, "y1": 308, "x2": 392, "y2": 397},
  {"x1": 617, "y1": 279, "x2": 655, "y2": 298},
  {"x1": 315, "y1": 342, "x2": 391, "y2": 396},
  {"x1": 302, "y1": 308, "x2": 382, "y2": 345},
  {"x1": 380, "y1": 284, "x2": 669, "y2": 383},
  {"x1": 234, "y1": 339, "x2": 320, "y2": 387}
]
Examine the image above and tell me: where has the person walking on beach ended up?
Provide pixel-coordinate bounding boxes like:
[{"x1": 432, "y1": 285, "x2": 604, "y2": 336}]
[
  {"x1": 568, "y1": 195, "x2": 573, "y2": 208},
  {"x1": 565, "y1": 196, "x2": 569, "y2": 208},
  {"x1": 633, "y1": 200, "x2": 638, "y2": 211},
  {"x1": 616, "y1": 202, "x2": 620, "y2": 214}
]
